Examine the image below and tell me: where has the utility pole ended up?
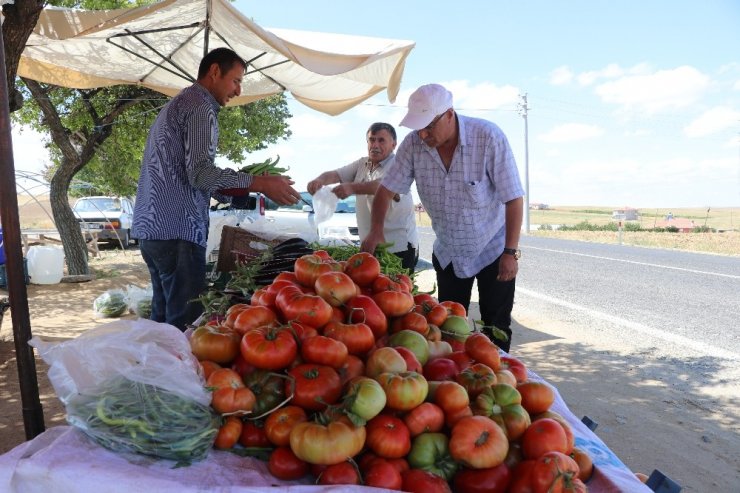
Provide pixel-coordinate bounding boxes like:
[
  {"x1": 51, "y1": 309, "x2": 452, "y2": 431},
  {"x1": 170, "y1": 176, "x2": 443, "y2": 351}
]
[{"x1": 517, "y1": 93, "x2": 531, "y2": 233}]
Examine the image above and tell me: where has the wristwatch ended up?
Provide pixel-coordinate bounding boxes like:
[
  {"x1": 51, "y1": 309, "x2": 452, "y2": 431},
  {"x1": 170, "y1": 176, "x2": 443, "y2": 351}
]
[{"x1": 503, "y1": 248, "x2": 521, "y2": 260}]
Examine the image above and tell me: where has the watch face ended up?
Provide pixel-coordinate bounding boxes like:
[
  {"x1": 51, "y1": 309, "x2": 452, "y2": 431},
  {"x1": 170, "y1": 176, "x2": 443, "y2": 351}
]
[{"x1": 514, "y1": 250, "x2": 521, "y2": 260}]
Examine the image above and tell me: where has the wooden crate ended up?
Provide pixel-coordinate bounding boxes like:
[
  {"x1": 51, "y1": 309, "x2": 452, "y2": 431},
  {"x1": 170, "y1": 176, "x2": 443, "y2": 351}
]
[{"x1": 214, "y1": 226, "x2": 287, "y2": 274}]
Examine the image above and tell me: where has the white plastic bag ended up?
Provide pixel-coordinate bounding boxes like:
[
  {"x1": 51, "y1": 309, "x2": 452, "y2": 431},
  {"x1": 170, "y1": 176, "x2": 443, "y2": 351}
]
[
  {"x1": 312, "y1": 186, "x2": 338, "y2": 225},
  {"x1": 29, "y1": 320, "x2": 217, "y2": 461},
  {"x1": 92, "y1": 289, "x2": 128, "y2": 318},
  {"x1": 126, "y1": 284, "x2": 153, "y2": 318}
]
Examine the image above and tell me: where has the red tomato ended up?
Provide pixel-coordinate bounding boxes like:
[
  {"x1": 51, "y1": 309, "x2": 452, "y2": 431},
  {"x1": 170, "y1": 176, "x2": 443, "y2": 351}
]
[
  {"x1": 430, "y1": 380, "x2": 469, "y2": 414},
  {"x1": 423, "y1": 357, "x2": 459, "y2": 381},
  {"x1": 394, "y1": 346, "x2": 422, "y2": 373},
  {"x1": 532, "y1": 411, "x2": 575, "y2": 454},
  {"x1": 338, "y1": 354, "x2": 365, "y2": 387},
  {"x1": 199, "y1": 360, "x2": 222, "y2": 380},
  {"x1": 518, "y1": 381, "x2": 555, "y2": 415},
  {"x1": 425, "y1": 303, "x2": 449, "y2": 326},
  {"x1": 391, "y1": 311, "x2": 429, "y2": 337},
  {"x1": 456, "y1": 362, "x2": 497, "y2": 398},
  {"x1": 521, "y1": 418, "x2": 569, "y2": 459},
  {"x1": 206, "y1": 367, "x2": 244, "y2": 391},
  {"x1": 314, "y1": 271, "x2": 357, "y2": 307},
  {"x1": 232, "y1": 305, "x2": 278, "y2": 335},
  {"x1": 240, "y1": 326, "x2": 297, "y2": 370},
  {"x1": 323, "y1": 320, "x2": 375, "y2": 356},
  {"x1": 500, "y1": 355, "x2": 528, "y2": 383},
  {"x1": 464, "y1": 332, "x2": 501, "y2": 371},
  {"x1": 366, "y1": 415, "x2": 411, "y2": 459},
  {"x1": 445, "y1": 405, "x2": 473, "y2": 428},
  {"x1": 190, "y1": 324, "x2": 240, "y2": 364},
  {"x1": 449, "y1": 415, "x2": 509, "y2": 469},
  {"x1": 413, "y1": 293, "x2": 438, "y2": 305},
  {"x1": 294, "y1": 254, "x2": 343, "y2": 287},
  {"x1": 376, "y1": 371, "x2": 429, "y2": 411},
  {"x1": 273, "y1": 271, "x2": 300, "y2": 284},
  {"x1": 529, "y1": 451, "x2": 580, "y2": 493},
  {"x1": 265, "y1": 405, "x2": 308, "y2": 447},
  {"x1": 268, "y1": 446, "x2": 309, "y2": 480},
  {"x1": 301, "y1": 335, "x2": 348, "y2": 369},
  {"x1": 317, "y1": 461, "x2": 361, "y2": 485},
  {"x1": 344, "y1": 294, "x2": 388, "y2": 338},
  {"x1": 214, "y1": 416, "x2": 242, "y2": 449},
  {"x1": 287, "y1": 364, "x2": 342, "y2": 411},
  {"x1": 239, "y1": 420, "x2": 270, "y2": 448},
  {"x1": 439, "y1": 300, "x2": 467, "y2": 317},
  {"x1": 447, "y1": 350, "x2": 473, "y2": 371},
  {"x1": 570, "y1": 446, "x2": 594, "y2": 482},
  {"x1": 403, "y1": 402, "x2": 445, "y2": 437},
  {"x1": 453, "y1": 463, "x2": 511, "y2": 493},
  {"x1": 364, "y1": 459, "x2": 403, "y2": 490},
  {"x1": 401, "y1": 469, "x2": 452, "y2": 493},
  {"x1": 372, "y1": 274, "x2": 405, "y2": 293},
  {"x1": 344, "y1": 252, "x2": 381, "y2": 286},
  {"x1": 275, "y1": 284, "x2": 333, "y2": 328},
  {"x1": 313, "y1": 249, "x2": 332, "y2": 260},
  {"x1": 211, "y1": 386, "x2": 256, "y2": 415},
  {"x1": 230, "y1": 352, "x2": 254, "y2": 378},
  {"x1": 373, "y1": 290, "x2": 415, "y2": 318}
]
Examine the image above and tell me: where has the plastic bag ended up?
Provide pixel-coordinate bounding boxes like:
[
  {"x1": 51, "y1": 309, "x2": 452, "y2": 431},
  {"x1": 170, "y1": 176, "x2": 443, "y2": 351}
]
[
  {"x1": 93, "y1": 289, "x2": 128, "y2": 318},
  {"x1": 312, "y1": 186, "x2": 338, "y2": 225},
  {"x1": 126, "y1": 284, "x2": 153, "y2": 318},
  {"x1": 29, "y1": 319, "x2": 217, "y2": 462}
]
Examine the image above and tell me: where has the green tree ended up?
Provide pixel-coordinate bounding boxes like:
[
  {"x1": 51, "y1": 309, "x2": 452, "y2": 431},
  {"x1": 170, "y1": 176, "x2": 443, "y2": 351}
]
[{"x1": 10, "y1": 0, "x2": 293, "y2": 275}]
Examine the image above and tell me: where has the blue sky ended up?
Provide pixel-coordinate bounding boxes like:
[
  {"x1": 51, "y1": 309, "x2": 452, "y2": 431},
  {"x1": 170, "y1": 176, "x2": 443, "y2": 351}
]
[{"x1": 13, "y1": 0, "x2": 740, "y2": 207}]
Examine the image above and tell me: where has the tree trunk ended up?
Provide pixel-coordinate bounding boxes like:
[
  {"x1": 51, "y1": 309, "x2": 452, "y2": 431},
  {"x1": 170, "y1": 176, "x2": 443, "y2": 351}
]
[
  {"x1": 2, "y1": 0, "x2": 45, "y2": 112},
  {"x1": 49, "y1": 167, "x2": 90, "y2": 276}
]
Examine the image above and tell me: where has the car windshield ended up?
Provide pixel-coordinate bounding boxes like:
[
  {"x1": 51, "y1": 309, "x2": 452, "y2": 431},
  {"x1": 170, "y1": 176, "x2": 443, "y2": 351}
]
[
  {"x1": 74, "y1": 198, "x2": 121, "y2": 212},
  {"x1": 265, "y1": 192, "x2": 356, "y2": 213}
]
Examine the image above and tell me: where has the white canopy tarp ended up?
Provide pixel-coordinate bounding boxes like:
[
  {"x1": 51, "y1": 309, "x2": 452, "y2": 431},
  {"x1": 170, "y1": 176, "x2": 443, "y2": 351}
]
[{"x1": 15, "y1": 0, "x2": 415, "y2": 115}]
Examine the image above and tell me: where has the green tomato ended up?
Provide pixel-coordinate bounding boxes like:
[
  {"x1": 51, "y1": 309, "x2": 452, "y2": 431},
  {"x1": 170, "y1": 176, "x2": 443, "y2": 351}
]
[
  {"x1": 345, "y1": 377, "x2": 386, "y2": 423},
  {"x1": 389, "y1": 329, "x2": 430, "y2": 365},
  {"x1": 407, "y1": 432, "x2": 458, "y2": 480}
]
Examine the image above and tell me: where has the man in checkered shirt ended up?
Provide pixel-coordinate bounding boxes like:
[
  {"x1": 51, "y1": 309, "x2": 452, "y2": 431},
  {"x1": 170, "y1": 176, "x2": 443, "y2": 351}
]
[{"x1": 361, "y1": 84, "x2": 524, "y2": 352}]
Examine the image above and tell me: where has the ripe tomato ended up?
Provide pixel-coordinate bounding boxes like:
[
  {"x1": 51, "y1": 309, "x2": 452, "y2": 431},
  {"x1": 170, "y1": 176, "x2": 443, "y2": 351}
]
[
  {"x1": 529, "y1": 451, "x2": 580, "y2": 493},
  {"x1": 364, "y1": 458, "x2": 403, "y2": 490},
  {"x1": 240, "y1": 326, "x2": 298, "y2": 370},
  {"x1": 570, "y1": 446, "x2": 594, "y2": 482},
  {"x1": 287, "y1": 363, "x2": 342, "y2": 411},
  {"x1": 403, "y1": 402, "x2": 445, "y2": 437},
  {"x1": 314, "y1": 271, "x2": 357, "y2": 307},
  {"x1": 531, "y1": 410, "x2": 575, "y2": 453},
  {"x1": 317, "y1": 460, "x2": 361, "y2": 485},
  {"x1": 239, "y1": 420, "x2": 270, "y2": 448},
  {"x1": 401, "y1": 468, "x2": 452, "y2": 493},
  {"x1": 199, "y1": 360, "x2": 222, "y2": 380},
  {"x1": 214, "y1": 416, "x2": 242, "y2": 449},
  {"x1": 391, "y1": 311, "x2": 430, "y2": 337},
  {"x1": 376, "y1": 371, "x2": 429, "y2": 411},
  {"x1": 430, "y1": 380, "x2": 469, "y2": 414},
  {"x1": 453, "y1": 463, "x2": 511, "y2": 493},
  {"x1": 447, "y1": 350, "x2": 473, "y2": 371},
  {"x1": 338, "y1": 354, "x2": 365, "y2": 386},
  {"x1": 423, "y1": 357, "x2": 458, "y2": 381},
  {"x1": 425, "y1": 303, "x2": 449, "y2": 327},
  {"x1": 495, "y1": 369, "x2": 518, "y2": 387},
  {"x1": 449, "y1": 415, "x2": 509, "y2": 469},
  {"x1": 500, "y1": 355, "x2": 528, "y2": 383},
  {"x1": 518, "y1": 381, "x2": 555, "y2": 415},
  {"x1": 521, "y1": 418, "x2": 569, "y2": 459},
  {"x1": 373, "y1": 290, "x2": 415, "y2": 318},
  {"x1": 323, "y1": 320, "x2": 375, "y2": 356},
  {"x1": 275, "y1": 284, "x2": 333, "y2": 328},
  {"x1": 301, "y1": 335, "x2": 348, "y2": 369},
  {"x1": 190, "y1": 324, "x2": 240, "y2": 364},
  {"x1": 294, "y1": 253, "x2": 343, "y2": 288},
  {"x1": 439, "y1": 300, "x2": 466, "y2": 317},
  {"x1": 232, "y1": 305, "x2": 278, "y2": 335},
  {"x1": 414, "y1": 293, "x2": 438, "y2": 305},
  {"x1": 456, "y1": 362, "x2": 497, "y2": 398},
  {"x1": 344, "y1": 294, "x2": 388, "y2": 338},
  {"x1": 268, "y1": 446, "x2": 309, "y2": 480},
  {"x1": 211, "y1": 386, "x2": 256, "y2": 415},
  {"x1": 206, "y1": 367, "x2": 244, "y2": 391},
  {"x1": 344, "y1": 252, "x2": 381, "y2": 286},
  {"x1": 289, "y1": 417, "x2": 366, "y2": 466},
  {"x1": 394, "y1": 346, "x2": 423, "y2": 373},
  {"x1": 265, "y1": 405, "x2": 308, "y2": 447},
  {"x1": 366, "y1": 415, "x2": 411, "y2": 459},
  {"x1": 464, "y1": 332, "x2": 501, "y2": 371}
]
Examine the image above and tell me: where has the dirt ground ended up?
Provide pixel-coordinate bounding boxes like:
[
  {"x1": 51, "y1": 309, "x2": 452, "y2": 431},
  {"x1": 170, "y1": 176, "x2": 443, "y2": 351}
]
[{"x1": 1, "y1": 247, "x2": 738, "y2": 492}]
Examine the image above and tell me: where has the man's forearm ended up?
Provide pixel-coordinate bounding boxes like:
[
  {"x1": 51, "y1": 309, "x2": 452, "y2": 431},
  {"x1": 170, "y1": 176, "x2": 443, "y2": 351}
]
[{"x1": 504, "y1": 197, "x2": 524, "y2": 248}]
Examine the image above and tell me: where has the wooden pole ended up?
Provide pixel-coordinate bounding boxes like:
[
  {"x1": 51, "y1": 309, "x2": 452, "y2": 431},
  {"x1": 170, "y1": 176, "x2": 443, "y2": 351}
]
[{"x1": 0, "y1": 23, "x2": 46, "y2": 440}]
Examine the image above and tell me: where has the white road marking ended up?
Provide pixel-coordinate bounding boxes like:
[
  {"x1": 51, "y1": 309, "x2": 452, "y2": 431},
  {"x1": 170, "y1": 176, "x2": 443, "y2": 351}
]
[
  {"x1": 517, "y1": 287, "x2": 740, "y2": 361},
  {"x1": 526, "y1": 246, "x2": 740, "y2": 279}
]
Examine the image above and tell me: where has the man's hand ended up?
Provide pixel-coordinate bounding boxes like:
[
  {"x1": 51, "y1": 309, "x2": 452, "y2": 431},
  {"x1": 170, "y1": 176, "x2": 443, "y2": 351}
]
[
  {"x1": 251, "y1": 175, "x2": 301, "y2": 206},
  {"x1": 361, "y1": 228, "x2": 385, "y2": 255},
  {"x1": 331, "y1": 183, "x2": 354, "y2": 199},
  {"x1": 496, "y1": 254, "x2": 519, "y2": 282},
  {"x1": 307, "y1": 179, "x2": 323, "y2": 195}
]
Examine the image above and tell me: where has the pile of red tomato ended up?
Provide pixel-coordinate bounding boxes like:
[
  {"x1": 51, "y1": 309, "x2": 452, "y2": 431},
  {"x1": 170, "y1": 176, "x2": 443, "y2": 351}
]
[{"x1": 189, "y1": 250, "x2": 594, "y2": 492}]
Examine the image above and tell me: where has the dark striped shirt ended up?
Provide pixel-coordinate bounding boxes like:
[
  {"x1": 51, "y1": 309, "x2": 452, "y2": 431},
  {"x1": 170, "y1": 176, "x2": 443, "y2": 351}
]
[{"x1": 133, "y1": 83, "x2": 252, "y2": 247}]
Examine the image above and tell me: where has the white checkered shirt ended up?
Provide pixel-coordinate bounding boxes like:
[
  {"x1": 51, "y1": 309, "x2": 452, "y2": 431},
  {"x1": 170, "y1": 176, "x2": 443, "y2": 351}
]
[{"x1": 382, "y1": 114, "x2": 524, "y2": 278}]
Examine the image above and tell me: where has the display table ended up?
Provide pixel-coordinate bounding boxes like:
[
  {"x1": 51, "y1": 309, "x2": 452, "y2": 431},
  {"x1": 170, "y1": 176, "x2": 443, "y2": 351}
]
[{"x1": 0, "y1": 371, "x2": 651, "y2": 493}]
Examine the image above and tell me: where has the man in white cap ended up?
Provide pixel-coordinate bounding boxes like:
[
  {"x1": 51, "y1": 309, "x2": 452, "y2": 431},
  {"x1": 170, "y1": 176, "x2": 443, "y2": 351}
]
[{"x1": 361, "y1": 84, "x2": 524, "y2": 352}]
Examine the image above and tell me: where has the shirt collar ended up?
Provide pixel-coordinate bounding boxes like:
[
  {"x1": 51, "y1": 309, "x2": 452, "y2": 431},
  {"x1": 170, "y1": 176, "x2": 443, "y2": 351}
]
[
  {"x1": 367, "y1": 152, "x2": 395, "y2": 168},
  {"x1": 193, "y1": 82, "x2": 221, "y2": 112}
]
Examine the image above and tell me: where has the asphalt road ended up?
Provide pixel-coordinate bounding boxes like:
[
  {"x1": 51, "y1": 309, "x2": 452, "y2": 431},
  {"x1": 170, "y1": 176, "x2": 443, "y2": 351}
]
[{"x1": 415, "y1": 226, "x2": 740, "y2": 360}]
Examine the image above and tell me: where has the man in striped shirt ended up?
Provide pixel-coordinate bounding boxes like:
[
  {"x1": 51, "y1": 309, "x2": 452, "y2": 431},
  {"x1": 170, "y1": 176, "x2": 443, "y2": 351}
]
[
  {"x1": 361, "y1": 84, "x2": 524, "y2": 352},
  {"x1": 133, "y1": 48, "x2": 300, "y2": 331}
]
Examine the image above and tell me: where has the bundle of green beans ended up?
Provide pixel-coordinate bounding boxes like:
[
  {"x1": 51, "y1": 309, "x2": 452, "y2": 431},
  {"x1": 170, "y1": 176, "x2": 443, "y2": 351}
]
[
  {"x1": 67, "y1": 377, "x2": 220, "y2": 464},
  {"x1": 239, "y1": 155, "x2": 289, "y2": 175}
]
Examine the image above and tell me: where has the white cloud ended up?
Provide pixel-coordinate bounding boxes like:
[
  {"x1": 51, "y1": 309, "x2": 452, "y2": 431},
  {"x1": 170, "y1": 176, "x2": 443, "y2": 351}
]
[
  {"x1": 549, "y1": 66, "x2": 573, "y2": 85},
  {"x1": 443, "y1": 80, "x2": 520, "y2": 112},
  {"x1": 733, "y1": 80, "x2": 740, "y2": 91},
  {"x1": 538, "y1": 123, "x2": 604, "y2": 143},
  {"x1": 684, "y1": 106, "x2": 740, "y2": 137},
  {"x1": 575, "y1": 63, "x2": 651, "y2": 86},
  {"x1": 594, "y1": 65, "x2": 710, "y2": 114}
]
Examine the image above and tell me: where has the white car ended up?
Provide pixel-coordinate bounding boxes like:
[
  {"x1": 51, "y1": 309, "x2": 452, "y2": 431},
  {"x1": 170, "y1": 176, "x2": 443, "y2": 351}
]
[
  {"x1": 72, "y1": 196, "x2": 136, "y2": 248},
  {"x1": 264, "y1": 192, "x2": 360, "y2": 243}
]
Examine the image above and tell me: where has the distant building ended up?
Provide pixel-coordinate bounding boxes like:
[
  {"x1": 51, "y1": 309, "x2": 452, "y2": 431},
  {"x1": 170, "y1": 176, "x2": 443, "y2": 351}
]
[
  {"x1": 612, "y1": 207, "x2": 638, "y2": 221},
  {"x1": 654, "y1": 217, "x2": 695, "y2": 233},
  {"x1": 530, "y1": 202, "x2": 549, "y2": 210}
]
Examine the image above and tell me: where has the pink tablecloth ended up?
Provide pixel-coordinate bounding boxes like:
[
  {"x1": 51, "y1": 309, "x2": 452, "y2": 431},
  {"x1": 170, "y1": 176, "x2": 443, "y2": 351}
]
[{"x1": 0, "y1": 371, "x2": 651, "y2": 493}]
